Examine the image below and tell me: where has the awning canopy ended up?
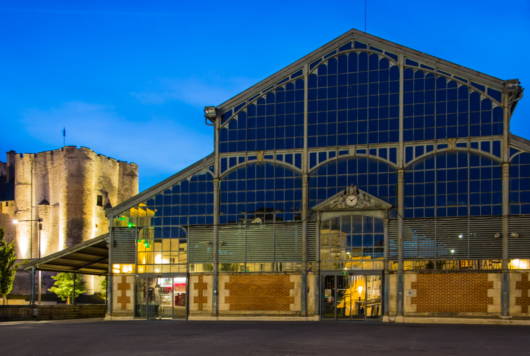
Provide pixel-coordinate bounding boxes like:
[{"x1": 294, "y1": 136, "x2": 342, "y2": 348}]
[{"x1": 24, "y1": 234, "x2": 109, "y2": 275}]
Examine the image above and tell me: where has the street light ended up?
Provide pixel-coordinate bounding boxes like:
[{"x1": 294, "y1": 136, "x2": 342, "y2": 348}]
[{"x1": 12, "y1": 218, "x2": 42, "y2": 225}]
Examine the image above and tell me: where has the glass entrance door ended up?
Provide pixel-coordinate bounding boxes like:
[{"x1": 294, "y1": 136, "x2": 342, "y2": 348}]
[
  {"x1": 135, "y1": 275, "x2": 187, "y2": 319},
  {"x1": 321, "y1": 273, "x2": 382, "y2": 319}
]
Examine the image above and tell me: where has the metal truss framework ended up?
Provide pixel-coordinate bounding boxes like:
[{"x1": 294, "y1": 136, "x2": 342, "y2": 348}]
[{"x1": 107, "y1": 29, "x2": 526, "y2": 319}]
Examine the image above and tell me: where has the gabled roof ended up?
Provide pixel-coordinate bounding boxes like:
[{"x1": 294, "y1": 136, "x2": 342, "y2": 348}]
[
  {"x1": 217, "y1": 28, "x2": 514, "y2": 115},
  {"x1": 511, "y1": 134, "x2": 530, "y2": 153},
  {"x1": 312, "y1": 185, "x2": 392, "y2": 212},
  {"x1": 107, "y1": 153, "x2": 214, "y2": 217}
]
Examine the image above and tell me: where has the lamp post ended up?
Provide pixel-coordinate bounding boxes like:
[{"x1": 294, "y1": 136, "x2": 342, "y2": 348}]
[{"x1": 12, "y1": 217, "x2": 43, "y2": 304}]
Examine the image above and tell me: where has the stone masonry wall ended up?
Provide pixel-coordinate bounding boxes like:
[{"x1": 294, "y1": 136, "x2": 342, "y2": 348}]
[
  {"x1": 189, "y1": 274, "x2": 213, "y2": 315},
  {"x1": 0, "y1": 147, "x2": 138, "y2": 260}
]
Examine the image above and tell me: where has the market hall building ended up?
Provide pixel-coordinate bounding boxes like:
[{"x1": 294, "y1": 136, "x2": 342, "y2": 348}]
[{"x1": 105, "y1": 28, "x2": 529, "y2": 322}]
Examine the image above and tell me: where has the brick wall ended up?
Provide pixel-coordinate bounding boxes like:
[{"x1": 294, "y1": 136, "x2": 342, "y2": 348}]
[
  {"x1": 407, "y1": 273, "x2": 499, "y2": 314},
  {"x1": 219, "y1": 274, "x2": 300, "y2": 314}
]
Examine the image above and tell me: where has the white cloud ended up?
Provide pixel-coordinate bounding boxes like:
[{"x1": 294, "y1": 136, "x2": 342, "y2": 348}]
[{"x1": 21, "y1": 101, "x2": 213, "y2": 181}]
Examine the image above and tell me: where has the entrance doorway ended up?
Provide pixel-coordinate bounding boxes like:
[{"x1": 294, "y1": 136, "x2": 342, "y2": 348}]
[
  {"x1": 135, "y1": 275, "x2": 187, "y2": 319},
  {"x1": 321, "y1": 273, "x2": 382, "y2": 319}
]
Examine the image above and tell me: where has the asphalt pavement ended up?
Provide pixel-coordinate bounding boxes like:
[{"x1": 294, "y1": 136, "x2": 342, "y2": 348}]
[{"x1": 1, "y1": 319, "x2": 529, "y2": 355}]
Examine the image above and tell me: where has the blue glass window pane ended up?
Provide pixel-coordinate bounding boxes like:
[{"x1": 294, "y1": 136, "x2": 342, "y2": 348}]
[
  {"x1": 510, "y1": 153, "x2": 530, "y2": 215},
  {"x1": 404, "y1": 152, "x2": 501, "y2": 217},
  {"x1": 137, "y1": 172, "x2": 214, "y2": 241},
  {"x1": 308, "y1": 50, "x2": 399, "y2": 148},
  {"x1": 220, "y1": 163, "x2": 302, "y2": 223},
  {"x1": 309, "y1": 157, "x2": 396, "y2": 207}
]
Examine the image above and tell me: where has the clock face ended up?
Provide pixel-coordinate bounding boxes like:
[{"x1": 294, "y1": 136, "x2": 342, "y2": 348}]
[{"x1": 345, "y1": 194, "x2": 358, "y2": 207}]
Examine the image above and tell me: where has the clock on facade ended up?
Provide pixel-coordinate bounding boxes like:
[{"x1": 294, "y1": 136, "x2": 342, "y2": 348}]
[{"x1": 345, "y1": 194, "x2": 358, "y2": 207}]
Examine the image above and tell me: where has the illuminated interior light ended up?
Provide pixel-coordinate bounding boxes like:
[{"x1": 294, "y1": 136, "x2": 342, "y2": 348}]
[
  {"x1": 174, "y1": 277, "x2": 186, "y2": 284},
  {"x1": 112, "y1": 264, "x2": 121, "y2": 274},
  {"x1": 112, "y1": 264, "x2": 134, "y2": 274},
  {"x1": 511, "y1": 259, "x2": 529, "y2": 269},
  {"x1": 450, "y1": 249, "x2": 456, "y2": 254},
  {"x1": 12, "y1": 219, "x2": 19, "y2": 225},
  {"x1": 458, "y1": 234, "x2": 464, "y2": 239}
]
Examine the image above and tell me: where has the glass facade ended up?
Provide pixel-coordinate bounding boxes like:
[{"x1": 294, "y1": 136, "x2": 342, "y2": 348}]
[
  {"x1": 110, "y1": 34, "x2": 530, "y2": 277},
  {"x1": 142, "y1": 171, "x2": 214, "y2": 232},
  {"x1": 309, "y1": 157, "x2": 397, "y2": 208},
  {"x1": 219, "y1": 79, "x2": 304, "y2": 153},
  {"x1": 102, "y1": 29, "x2": 530, "y2": 324},
  {"x1": 220, "y1": 163, "x2": 302, "y2": 224},
  {"x1": 405, "y1": 152, "x2": 502, "y2": 218},
  {"x1": 320, "y1": 215, "x2": 385, "y2": 263},
  {"x1": 308, "y1": 52, "x2": 400, "y2": 146},
  {"x1": 113, "y1": 170, "x2": 213, "y2": 273},
  {"x1": 510, "y1": 153, "x2": 530, "y2": 214},
  {"x1": 403, "y1": 68, "x2": 503, "y2": 141}
]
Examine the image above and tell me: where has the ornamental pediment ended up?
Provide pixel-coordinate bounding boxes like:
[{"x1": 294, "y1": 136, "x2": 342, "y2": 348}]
[{"x1": 312, "y1": 185, "x2": 392, "y2": 211}]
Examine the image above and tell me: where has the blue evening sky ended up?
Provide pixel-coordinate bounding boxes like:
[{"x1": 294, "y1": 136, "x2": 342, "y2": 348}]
[{"x1": 1, "y1": 1, "x2": 529, "y2": 190}]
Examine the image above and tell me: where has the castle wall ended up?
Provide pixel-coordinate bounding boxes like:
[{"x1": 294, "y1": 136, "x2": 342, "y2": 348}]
[
  {"x1": 0, "y1": 201, "x2": 16, "y2": 243},
  {"x1": 0, "y1": 147, "x2": 138, "y2": 260}
]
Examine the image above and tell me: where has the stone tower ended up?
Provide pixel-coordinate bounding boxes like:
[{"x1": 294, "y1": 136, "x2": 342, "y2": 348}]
[{"x1": 0, "y1": 146, "x2": 138, "y2": 260}]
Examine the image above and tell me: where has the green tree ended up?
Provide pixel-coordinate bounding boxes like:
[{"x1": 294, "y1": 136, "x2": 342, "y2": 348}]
[
  {"x1": 48, "y1": 273, "x2": 86, "y2": 304},
  {"x1": 0, "y1": 228, "x2": 17, "y2": 305},
  {"x1": 99, "y1": 276, "x2": 107, "y2": 299}
]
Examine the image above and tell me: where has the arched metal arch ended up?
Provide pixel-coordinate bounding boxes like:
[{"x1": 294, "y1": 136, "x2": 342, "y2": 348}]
[
  {"x1": 220, "y1": 75, "x2": 303, "y2": 129},
  {"x1": 510, "y1": 150, "x2": 529, "y2": 162},
  {"x1": 168, "y1": 225, "x2": 188, "y2": 235},
  {"x1": 404, "y1": 148, "x2": 502, "y2": 169},
  {"x1": 309, "y1": 153, "x2": 398, "y2": 174},
  {"x1": 403, "y1": 65, "x2": 502, "y2": 107},
  {"x1": 194, "y1": 168, "x2": 215, "y2": 178},
  {"x1": 219, "y1": 159, "x2": 302, "y2": 179},
  {"x1": 175, "y1": 169, "x2": 215, "y2": 185},
  {"x1": 308, "y1": 49, "x2": 399, "y2": 75}
]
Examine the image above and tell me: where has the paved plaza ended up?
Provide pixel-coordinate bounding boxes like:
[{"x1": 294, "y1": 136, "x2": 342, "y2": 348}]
[{"x1": 1, "y1": 319, "x2": 530, "y2": 355}]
